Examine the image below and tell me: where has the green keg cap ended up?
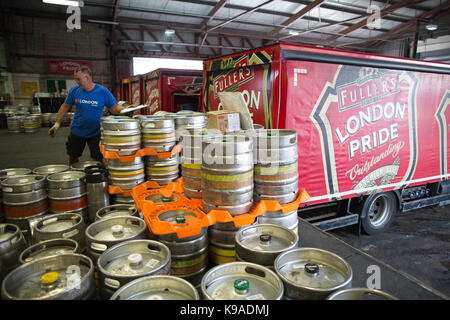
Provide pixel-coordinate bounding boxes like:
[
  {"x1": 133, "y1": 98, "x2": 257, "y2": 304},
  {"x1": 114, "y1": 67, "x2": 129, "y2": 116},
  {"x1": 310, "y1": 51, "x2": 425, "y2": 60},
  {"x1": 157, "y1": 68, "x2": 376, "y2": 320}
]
[
  {"x1": 234, "y1": 278, "x2": 249, "y2": 292},
  {"x1": 175, "y1": 215, "x2": 186, "y2": 224},
  {"x1": 162, "y1": 197, "x2": 172, "y2": 203}
]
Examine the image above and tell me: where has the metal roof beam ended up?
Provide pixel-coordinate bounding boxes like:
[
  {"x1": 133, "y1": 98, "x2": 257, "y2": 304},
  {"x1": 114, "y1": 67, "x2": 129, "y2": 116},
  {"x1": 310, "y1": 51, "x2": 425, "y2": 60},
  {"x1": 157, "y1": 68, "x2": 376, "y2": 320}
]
[
  {"x1": 200, "y1": 0, "x2": 227, "y2": 31},
  {"x1": 199, "y1": 0, "x2": 273, "y2": 50},
  {"x1": 117, "y1": 26, "x2": 140, "y2": 51},
  {"x1": 269, "y1": 0, "x2": 325, "y2": 36},
  {"x1": 359, "y1": 1, "x2": 450, "y2": 48},
  {"x1": 327, "y1": 0, "x2": 427, "y2": 43}
]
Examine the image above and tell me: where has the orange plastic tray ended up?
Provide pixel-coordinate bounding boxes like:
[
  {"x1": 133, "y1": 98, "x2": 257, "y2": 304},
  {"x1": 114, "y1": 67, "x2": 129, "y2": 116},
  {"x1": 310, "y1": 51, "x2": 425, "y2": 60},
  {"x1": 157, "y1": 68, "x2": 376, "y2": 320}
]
[
  {"x1": 99, "y1": 141, "x2": 181, "y2": 163},
  {"x1": 143, "y1": 204, "x2": 216, "y2": 239},
  {"x1": 132, "y1": 180, "x2": 195, "y2": 212},
  {"x1": 257, "y1": 188, "x2": 311, "y2": 214},
  {"x1": 133, "y1": 178, "x2": 311, "y2": 238}
]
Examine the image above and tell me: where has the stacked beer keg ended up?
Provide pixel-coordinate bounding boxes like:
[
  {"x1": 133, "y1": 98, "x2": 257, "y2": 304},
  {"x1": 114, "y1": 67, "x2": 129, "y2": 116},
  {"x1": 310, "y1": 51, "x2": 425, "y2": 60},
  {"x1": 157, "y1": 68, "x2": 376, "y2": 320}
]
[
  {"x1": 201, "y1": 134, "x2": 254, "y2": 266},
  {"x1": 7, "y1": 116, "x2": 24, "y2": 133},
  {"x1": 101, "y1": 117, "x2": 145, "y2": 191},
  {"x1": 170, "y1": 113, "x2": 207, "y2": 143},
  {"x1": 253, "y1": 129, "x2": 300, "y2": 233},
  {"x1": 1, "y1": 174, "x2": 48, "y2": 243},
  {"x1": 23, "y1": 115, "x2": 41, "y2": 133},
  {"x1": 141, "y1": 117, "x2": 180, "y2": 187},
  {"x1": 46, "y1": 171, "x2": 88, "y2": 222}
]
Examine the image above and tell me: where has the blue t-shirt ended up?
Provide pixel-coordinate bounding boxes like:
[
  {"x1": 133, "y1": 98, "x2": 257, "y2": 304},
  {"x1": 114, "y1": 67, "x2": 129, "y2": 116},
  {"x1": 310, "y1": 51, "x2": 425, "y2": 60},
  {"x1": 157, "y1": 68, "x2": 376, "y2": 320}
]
[{"x1": 65, "y1": 84, "x2": 117, "y2": 138}]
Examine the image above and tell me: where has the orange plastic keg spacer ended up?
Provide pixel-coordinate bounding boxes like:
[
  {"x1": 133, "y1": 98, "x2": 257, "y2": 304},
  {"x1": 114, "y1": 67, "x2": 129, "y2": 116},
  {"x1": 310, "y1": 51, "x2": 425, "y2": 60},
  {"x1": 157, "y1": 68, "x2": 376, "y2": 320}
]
[
  {"x1": 207, "y1": 201, "x2": 266, "y2": 227},
  {"x1": 143, "y1": 206, "x2": 216, "y2": 239},
  {"x1": 99, "y1": 141, "x2": 182, "y2": 163},
  {"x1": 132, "y1": 181, "x2": 190, "y2": 212},
  {"x1": 108, "y1": 185, "x2": 134, "y2": 197},
  {"x1": 257, "y1": 188, "x2": 311, "y2": 214}
]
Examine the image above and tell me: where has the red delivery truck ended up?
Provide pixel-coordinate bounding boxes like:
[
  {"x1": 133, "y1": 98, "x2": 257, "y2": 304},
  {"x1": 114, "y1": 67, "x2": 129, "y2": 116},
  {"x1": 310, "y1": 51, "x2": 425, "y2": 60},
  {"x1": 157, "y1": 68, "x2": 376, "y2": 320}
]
[
  {"x1": 202, "y1": 43, "x2": 450, "y2": 235},
  {"x1": 130, "y1": 75, "x2": 143, "y2": 106},
  {"x1": 142, "y1": 68, "x2": 203, "y2": 115}
]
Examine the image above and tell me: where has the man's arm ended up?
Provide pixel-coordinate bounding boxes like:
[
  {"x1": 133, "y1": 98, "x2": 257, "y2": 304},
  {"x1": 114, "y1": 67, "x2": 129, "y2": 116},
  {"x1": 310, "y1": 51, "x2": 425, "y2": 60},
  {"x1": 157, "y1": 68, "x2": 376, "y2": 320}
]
[
  {"x1": 109, "y1": 103, "x2": 127, "y2": 114},
  {"x1": 48, "y1": 103, "x2": 71, "y2": 137}
]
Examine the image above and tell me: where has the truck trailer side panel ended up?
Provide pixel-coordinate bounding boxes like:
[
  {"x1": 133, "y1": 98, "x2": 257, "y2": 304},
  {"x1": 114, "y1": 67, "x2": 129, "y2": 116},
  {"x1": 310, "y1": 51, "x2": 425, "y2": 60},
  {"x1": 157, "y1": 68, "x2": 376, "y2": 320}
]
[
  {"x1": 282, "y1": 59, "x2": 450, "y2": 205},
  {"x1": 203, "y1": 43, "x2": 450, "y2": 210}
]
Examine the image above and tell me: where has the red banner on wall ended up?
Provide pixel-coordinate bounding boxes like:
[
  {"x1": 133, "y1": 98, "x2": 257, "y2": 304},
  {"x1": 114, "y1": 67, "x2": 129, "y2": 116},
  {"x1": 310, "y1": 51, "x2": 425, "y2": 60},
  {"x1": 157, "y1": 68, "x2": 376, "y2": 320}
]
[{"x1": 46, "y1": 59, "x2": 92, "y2": 75}]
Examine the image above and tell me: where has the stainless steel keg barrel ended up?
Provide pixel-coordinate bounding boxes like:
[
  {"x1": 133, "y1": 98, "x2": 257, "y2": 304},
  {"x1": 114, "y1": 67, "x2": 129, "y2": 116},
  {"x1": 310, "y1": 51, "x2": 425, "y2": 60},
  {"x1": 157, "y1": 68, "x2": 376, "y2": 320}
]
[
  {"x1": 7, "y1": 116, "x2": 23, "y2": 133},
  {"x1": 42, "y1": 113, "x2": 52, "y2": 127},
  {"x1": 23, "y1": 115, "x2": 41, "y2": 133},
  {"x1": 235, "y1": 224, "x2": 298, "y2": 269},
  {"x1": 1, "y1": 253, "x2": 95, "y2": 300},
  {"x1": 172, "y1": 114, "x2": 207, "y2": 142},
  {"x1": 107, "y1": 157, "x2": 145, "y2": 190},
  {"x1": 95, "y1": 204, "x2": 138, "y2": 220},
  {"x1": 110, "y1": 275, "x2": 200, "y2": 300},
  {"x1": 102, "y1": 118, "x2": 141, "y2": 156},
  {"x1": 254, "y1": 129, "x2": 299, "y2": 204},
  {"x1": 201, "y1": 135, "x2": 254, "y2": 216},
  {"x1": 256, "y1": 209, "x2": 299, "y2": 235},
  {"x1": 111, "y1": 193, "x2": 135, "y2": 206},
  {"x1": 85, "y1": 166, "x2": 110, "y2": 223},
  {"x1": 141, "y1": 118, "x2": 176, "y2": 152},
  {"x1": 326, "y1": 288, "x2": 398, "y2": 300},
  {"x1": 180, "y1": 130, "x2": 219, "y2": 199},
  {"x1": 97, "y1": 239, "x2": 171, "y2": 299},
  {"x1": 32, "y1": 164, "x2": 69, "y2": 178},
  {"x1": 144, "y1": 153, "x2": 179, "y2": 187},
  {"x1": 30, "y1": 105, "x2": 41, "y2": 114},
  {"x1": 70, "y1": 160, "x2": 103, "y2": 172},
  {"x1": 1, "y1": 175, "x2": 48, "y2": 242},
  {"x1": 201, "y1": 261, "x2": 284, "y2": 300},
  {"x1": 0, "y1": 223, "x2": 27, "y2": 282},
  {"x1": 155, "y1": 210, "x2": 208, "y2": 286},
  {"x1": 85, "y1": 216, "x2": 147, "y2": 265},
  {"x1": 0, "y1": 168, "x2": 32, "y2": 181},
  {"x1": 32, "y1": 213, "x2": 86, "y2": 252},
  {"x1": 19, "y1": 238, "x2": 80, "y2": 264},
  {"x1": 208, "y1": 222, "x2": 241, "y2": 266},
  {"x1": 0, "y1": 168, "x2": 32, "y2": 221},
  {"x1": 274, "y1": 247, "x2": 353, "y2": 300},
  {"x1": 47, "y1": 171, "x2": 88, "y2": 221}
]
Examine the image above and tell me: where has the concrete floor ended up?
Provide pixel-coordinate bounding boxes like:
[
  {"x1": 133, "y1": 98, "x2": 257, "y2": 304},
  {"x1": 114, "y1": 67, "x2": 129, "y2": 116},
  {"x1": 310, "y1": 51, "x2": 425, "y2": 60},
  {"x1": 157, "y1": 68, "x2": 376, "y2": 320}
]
[
  {"x1": 1, "y1": 126, "x2": 449, "y2": 299},
  {"x1": 0, "y1": 126, "x2": 92, "y2": 169},
  {"x1": 329, "y1": 205, "x2": 450, "y2": 299}
]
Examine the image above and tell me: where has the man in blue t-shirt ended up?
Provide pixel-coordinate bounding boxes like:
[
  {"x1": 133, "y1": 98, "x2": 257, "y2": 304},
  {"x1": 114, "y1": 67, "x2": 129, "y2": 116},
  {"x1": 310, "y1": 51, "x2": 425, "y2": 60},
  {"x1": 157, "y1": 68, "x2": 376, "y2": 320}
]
[{"x1": 48, "y1": 66, "x2": 127, "y2": 165}]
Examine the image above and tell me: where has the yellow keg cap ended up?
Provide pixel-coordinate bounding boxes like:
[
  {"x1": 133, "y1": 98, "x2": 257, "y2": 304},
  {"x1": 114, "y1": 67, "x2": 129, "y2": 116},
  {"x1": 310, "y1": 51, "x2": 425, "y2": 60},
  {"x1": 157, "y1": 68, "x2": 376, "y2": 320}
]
[{"x1": 41, "y1": 272, "x2": 59, "y2": 284}]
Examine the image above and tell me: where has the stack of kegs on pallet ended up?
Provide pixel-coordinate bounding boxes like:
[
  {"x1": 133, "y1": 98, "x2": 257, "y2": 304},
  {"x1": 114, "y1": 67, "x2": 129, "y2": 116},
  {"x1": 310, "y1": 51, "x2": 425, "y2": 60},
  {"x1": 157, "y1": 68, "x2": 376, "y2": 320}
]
[
  {"x1": 0, "y1": 127, "x2": 400, "y2": 301},
  {"x1": 140, "y1": 117, "x2": 180, "y2": 187},
  {"x1": 3, "y1": 105, "x2": 43, "y2": 134},
  {"x1": 101, "y1": 117, "x2": 144, "y2": 203},
  {"x1": 253, "y1": 129, "x2": 300, "y2": 234},
  {"x1": 200, "y1": 134, "x2": 254, "y2": 267}
]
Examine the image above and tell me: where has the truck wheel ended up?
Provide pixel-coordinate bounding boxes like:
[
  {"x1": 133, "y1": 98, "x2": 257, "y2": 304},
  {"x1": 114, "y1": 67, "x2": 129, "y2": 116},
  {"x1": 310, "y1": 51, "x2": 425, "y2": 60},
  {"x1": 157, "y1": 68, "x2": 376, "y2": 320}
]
[{"x1": 360, "y1": 192, "x2": 397, "y2": 235}]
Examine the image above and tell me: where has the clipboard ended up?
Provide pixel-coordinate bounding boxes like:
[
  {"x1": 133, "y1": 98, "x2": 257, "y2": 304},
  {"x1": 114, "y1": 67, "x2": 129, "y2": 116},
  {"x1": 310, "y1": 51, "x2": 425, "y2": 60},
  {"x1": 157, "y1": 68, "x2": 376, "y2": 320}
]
[{"x1": 120, "y1": 104, "x2": 148, "y2": 114}]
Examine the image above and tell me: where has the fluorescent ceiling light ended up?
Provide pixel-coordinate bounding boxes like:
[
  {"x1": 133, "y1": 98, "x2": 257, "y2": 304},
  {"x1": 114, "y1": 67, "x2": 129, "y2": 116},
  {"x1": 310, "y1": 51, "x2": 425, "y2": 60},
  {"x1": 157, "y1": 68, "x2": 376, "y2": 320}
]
[
  {"x1": 43, "y1": 0, "x2": 84, "y2": 7},
  {"x1": 289, "y1": 30, "x2": 299, "y2": 36},
  {"x1": 165, "y1": 29, "x2": 175, "y2": 35},
  {"x1": 425, "y1": 24, "x2": 438, "y2": 31}
]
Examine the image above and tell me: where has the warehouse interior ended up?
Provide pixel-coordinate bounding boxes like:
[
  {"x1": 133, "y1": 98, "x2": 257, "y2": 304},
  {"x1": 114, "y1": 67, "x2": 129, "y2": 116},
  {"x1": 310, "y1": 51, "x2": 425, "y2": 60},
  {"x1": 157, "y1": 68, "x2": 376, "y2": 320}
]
[{"x1": 0, "y1": 0, "x2": 449, "y2": 302}]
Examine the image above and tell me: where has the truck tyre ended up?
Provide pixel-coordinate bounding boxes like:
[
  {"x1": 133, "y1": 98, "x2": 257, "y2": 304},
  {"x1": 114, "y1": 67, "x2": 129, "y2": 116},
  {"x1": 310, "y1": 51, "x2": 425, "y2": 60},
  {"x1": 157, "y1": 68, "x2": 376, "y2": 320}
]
[{"x1": 360, "y1": 192, "x2": 397, "y2": 235}]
